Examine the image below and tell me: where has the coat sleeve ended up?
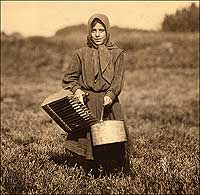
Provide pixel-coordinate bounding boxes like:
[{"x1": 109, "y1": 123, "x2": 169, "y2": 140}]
[
  {"x1": 62, "y1": 52, "x2": 82, "y2": 94},
  {"x1": 105, "y1": 51, "x2": 125, "y2": 101}
]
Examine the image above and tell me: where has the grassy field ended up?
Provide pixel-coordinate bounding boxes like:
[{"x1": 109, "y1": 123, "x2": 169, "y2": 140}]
[{"x1": 1, "y1": 30, "x2": 199, "y2": 194}]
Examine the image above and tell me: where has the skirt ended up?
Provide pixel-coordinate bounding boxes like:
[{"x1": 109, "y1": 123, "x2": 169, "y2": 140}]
[{"x1": 64, "y1": 90, "x2": 132, "y2": 161}]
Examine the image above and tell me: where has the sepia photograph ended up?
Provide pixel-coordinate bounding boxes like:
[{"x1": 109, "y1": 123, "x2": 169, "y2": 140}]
[{"x1": 1, "y1": 1, "x2": 199, "y2": 194}]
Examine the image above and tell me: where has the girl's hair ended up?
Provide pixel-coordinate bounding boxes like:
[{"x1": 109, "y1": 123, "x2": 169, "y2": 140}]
[{"x1": 91, "y1": 18, "x2": 106, "y2": 30}]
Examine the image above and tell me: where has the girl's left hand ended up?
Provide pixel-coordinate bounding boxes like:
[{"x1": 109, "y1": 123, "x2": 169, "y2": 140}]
[{"x1": 103, "y1": 96, "x2": 113, "y2": 106}]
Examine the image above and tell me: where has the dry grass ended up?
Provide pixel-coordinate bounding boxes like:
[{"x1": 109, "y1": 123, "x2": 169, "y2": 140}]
[{"x1": 1, "y1": 30, "x2": 199, "y2": 194}]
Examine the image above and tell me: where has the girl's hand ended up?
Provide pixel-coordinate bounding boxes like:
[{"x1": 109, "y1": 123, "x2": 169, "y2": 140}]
[
  {"x1": 103, "y1": 96, "x2": 113, "y2": 106},
  {"x1": 74, "y1": 89, "x2": 85, "y2": 104}
]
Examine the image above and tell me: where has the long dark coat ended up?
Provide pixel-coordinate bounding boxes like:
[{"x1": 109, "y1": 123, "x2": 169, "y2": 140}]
[{"x1": 62, "y1": 46, "x2": 131, "y2": 161}]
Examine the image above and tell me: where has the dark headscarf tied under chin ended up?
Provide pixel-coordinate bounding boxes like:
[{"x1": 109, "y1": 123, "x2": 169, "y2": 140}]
[{"x1": 87, "y1": 13, "x2": 119, "y2": 84}]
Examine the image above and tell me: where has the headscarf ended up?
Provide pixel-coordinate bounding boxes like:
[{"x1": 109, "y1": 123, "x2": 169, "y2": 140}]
[{"x1": 87, "y1": 13, "x2": 118, "y2": 84}]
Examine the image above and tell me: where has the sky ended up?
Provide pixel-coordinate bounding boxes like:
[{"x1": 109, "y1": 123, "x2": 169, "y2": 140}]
[{"x1": 1, "y1": 1, "x2": 199, "y2": 37}]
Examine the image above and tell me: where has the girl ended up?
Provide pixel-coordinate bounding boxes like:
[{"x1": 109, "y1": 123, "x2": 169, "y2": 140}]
[{"x1": 62, "y1": 13, "x2": 132, "y2": 176}]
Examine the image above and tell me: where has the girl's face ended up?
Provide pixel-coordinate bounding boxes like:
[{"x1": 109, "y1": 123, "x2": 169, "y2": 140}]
[{"x1": 91, "y1": 22, "x2": 107, "y2": 45}]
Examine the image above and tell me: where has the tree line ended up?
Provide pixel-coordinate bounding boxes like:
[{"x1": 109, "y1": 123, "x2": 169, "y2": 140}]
[{"x1": 162, "y1": 3, "x2": 199, "y2": 32}]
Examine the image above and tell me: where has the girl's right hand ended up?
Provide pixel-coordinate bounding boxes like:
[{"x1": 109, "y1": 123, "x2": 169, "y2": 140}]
[{"x1": 74, "y1": 89, "x2": 85, "y2": 104}]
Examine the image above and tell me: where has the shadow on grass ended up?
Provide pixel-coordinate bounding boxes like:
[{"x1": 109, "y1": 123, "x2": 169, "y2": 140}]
[
  {"x1": 48, "y1": 151, "x2": 135, "y2": 179},
  {"x1": 48, "y1": 152, "x2": 85, "y2": 167}
]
